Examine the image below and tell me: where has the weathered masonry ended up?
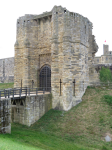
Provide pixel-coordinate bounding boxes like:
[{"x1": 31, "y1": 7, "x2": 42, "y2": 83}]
[
  {"x1": 14, "y1": 5, "x2": 98, "y2": 111},
  {"x1": 0, "y1": 90, "x2": 51, "y2": 133},
  {"x1": 0, "y1": 99, "x2": 11, "y2": 133},
  {"x1": 0, "y1": 57, "x2": 14, "y2": 83},
  {"x1": 11, "y1": 94, "x2": 52, "y2": 126}
]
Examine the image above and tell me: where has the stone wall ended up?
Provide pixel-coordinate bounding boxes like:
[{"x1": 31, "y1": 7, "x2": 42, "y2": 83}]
[
  {"x1": 89, "y1": 64, "x2": 112, "y2": 84},
  {"x1": 14, "y1": 13, "x2": 52, "y2": 88},
  {"x1": 51, "y1": 6, "x2": 98, "y2": 110},
  {"x1": 89, "y1": 66, "x2": 100, "y2": 84},
  {"x1": 0, "y1": 57, "x2": 14, "y2": 83},
  {"x1": 11, "y1": 94, "x2": 52, "y2": 126},
  {"x1": 0, "y1": 98, "x2": 11, "y2": 134}
]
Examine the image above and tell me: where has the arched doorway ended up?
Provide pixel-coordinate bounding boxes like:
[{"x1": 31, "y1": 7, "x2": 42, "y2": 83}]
[{"x1": 39, "y1": 65, "x2": 51, "y2": 91}]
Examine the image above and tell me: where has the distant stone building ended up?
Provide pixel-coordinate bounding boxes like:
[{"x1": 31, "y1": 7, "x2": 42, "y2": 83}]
[
  {"x1": 89, "y1": 44, "x2": 112, "y2": 84},
  {"x1": 0, "y1": 57, "x2": 14, "y2": 83},
  {"x1": 13, "y1": 5, "x2": 98, "y2": 111},
  {"x1": 95, "y1": 44, "x2": 112, "y2": 64}
]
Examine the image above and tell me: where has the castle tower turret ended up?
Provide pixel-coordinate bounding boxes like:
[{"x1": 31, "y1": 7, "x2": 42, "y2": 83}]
[
  {"x1": 14, "y1": 6, "x2": 98, "y2": 111},
  {"x1": 103, "y1": 44, "x2": 109, "y2": 55}
]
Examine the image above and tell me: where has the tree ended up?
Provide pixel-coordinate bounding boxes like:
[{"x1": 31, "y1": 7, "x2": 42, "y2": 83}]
[{"x1": 99, "y1": 67, "x2": 112, "y2": 83}]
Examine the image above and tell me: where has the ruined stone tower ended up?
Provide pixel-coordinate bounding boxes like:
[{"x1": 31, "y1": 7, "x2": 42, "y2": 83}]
[{"x1": 14, "y1": 6, "x2": 98, "y2": 111}]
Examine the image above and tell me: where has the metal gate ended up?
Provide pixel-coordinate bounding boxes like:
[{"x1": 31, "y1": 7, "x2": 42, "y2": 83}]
[{"x1": 39, "y1": 65, "x2": 51, "y2": 91}]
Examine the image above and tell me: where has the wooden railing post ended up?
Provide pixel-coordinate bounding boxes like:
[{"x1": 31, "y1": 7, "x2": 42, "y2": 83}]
[
  {"x1": 19, "y1": 89, "x2": 21, "y2": 98},
  {"x1": 8, "y1": 89, "x2": 10, "y2": 98},
  {"x1": 36, "y1": 88, "x2": 38, "y2": 95},
  {"x1": 43, "y1": 88, "x2": 45, "y2": 94},
  {"x1": 28, "y1": 88, "x2": 30, "y2": 96},
  {"x1": 4, "y1": 89, "x2": 6, "y2": 98},
  {"x1": 13, "y1": 89, "x2": 14, "y2": 99},
  {"x1": 26, "y1": 88, "x2": 27, "y2": 96}
]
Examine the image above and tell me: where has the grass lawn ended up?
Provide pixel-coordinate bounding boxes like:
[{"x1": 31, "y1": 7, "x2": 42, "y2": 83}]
[
  {"x1": 1, "y1": 85, "x2": 112, "y2": 149},
  {"x1": 0, "y1": 121, "x2": 96, "y2": 150},
  {"x1": 0, "y1": 82, "x2": 14, "y2": 89}
]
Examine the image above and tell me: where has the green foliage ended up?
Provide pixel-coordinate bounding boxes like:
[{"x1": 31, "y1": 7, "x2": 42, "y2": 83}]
[
  {"x1": 99, "y1": 67, "x2": 112, "y2": 83},
  {"x1": 101, "y1": 145, "x2": 108, "y2": 150},
  {"x1": 87, "y1": 86, "x2": 95, "y2": 89},
  {"x1": 104, "y1": 95, "x2": 112, "y2": 106},
  {"x1": 99, "y1": 116, "x2": 104, "y2": 123}
]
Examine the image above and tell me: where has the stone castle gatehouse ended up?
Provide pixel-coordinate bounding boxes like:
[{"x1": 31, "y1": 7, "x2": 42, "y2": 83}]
[{"x1": 14, "y1": 6, "x2": 98, "y2": 111}]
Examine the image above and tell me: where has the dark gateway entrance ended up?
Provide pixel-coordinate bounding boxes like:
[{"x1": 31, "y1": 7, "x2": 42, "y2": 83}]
[{"x1": 39, "y1": 65, "x2": 51, "y2": 91}]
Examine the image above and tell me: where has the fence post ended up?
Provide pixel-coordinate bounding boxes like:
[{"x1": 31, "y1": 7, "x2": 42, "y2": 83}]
[
  {"x1": 13, "y1": 89, "x2": 14, "y2": 99},
  {"x1": 0, "y1": 91, "x2": 1, "y2": 100},
  {"x1": 36, "y1": 88, "x2": 38, "y2": 95},
  {"x1": 19, "y1": 89, "x2": 21, "y2": 98},
  {"x1": 4, "y1": 89, "x2": 6, "y2": 98},
  {"x1": 43, "y1": 88, "x2": 45, "y2": 94},
  {"x1": 28, "y1": 88, "x2": 30, "y2": 96},
  {"x1": 26, "y1": 88, "x2": 27, "y2": 96},
  {"x1": 8, "y1": 89, "x2": 10, "y2": 98}
]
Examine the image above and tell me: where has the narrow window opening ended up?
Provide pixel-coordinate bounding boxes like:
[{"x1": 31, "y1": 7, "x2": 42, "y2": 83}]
[
  {"x1": 85, "y1": 25, "x2": 86, "y2": 34},
  {"x1": 18, "y1": 22, "x2": 19, "y2": 24},
  {"x1": 24, "y1": 20, "x2": 25, "y2": 22},
  {"x1": 56, "y1": 12, "x2": 58, "y2": 14},
  {"x1": 38, "y1": 19, "x2": 40, "y2": 25},
  {"x1": 64, "y1": 10, "x2": 66, "y2": 13}
]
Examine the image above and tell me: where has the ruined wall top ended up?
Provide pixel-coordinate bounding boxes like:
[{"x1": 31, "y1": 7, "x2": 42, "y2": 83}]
[
  {"x1": 16, "y1": 5, "x2": 93, "y2": 26},
  {"x1": 15, "y1": 5, "x2": 96, "y2": 50}
]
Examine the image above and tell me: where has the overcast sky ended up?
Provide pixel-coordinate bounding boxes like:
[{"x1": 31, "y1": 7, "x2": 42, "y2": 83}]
[{"x1": 0, "y1": 0, "x2": 111, "y2": 59}]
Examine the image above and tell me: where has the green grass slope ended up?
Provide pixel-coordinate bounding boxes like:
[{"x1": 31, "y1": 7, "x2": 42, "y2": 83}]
[
  {"x1": 1, "y1": 86, "x2": 112, "y2": 149},
  {"x1": 0, "y1": 82, "x2": 14, "y2": 89}
]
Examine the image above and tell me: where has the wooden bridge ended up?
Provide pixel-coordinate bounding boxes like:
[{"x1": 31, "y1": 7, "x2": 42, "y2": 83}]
[{"x1": 0, "y1": 87, "x2": 51, "y2": 100}]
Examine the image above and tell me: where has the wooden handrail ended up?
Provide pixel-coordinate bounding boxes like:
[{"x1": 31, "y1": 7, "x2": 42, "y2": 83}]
[{"x1": 0, "y1": 87, "x2": 51, "y2": 100}]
